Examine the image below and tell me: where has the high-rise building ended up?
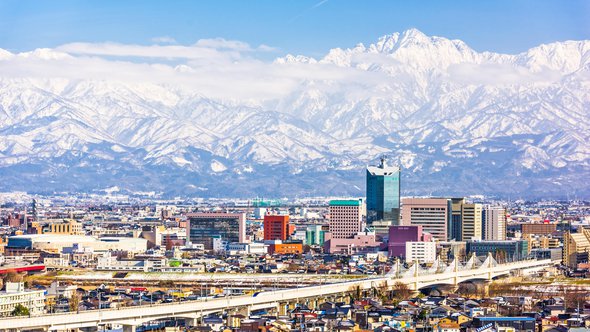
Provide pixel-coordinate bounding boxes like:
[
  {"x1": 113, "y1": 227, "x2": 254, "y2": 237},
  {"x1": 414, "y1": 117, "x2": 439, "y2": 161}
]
[
  {"x1": 186, "y1": 213, "x2": 245, "y2": 250},
  {"x1": 483, "y1": 206, "x2": 507, "y2": 241},
  {"x1": 263, "y1": 215, "x2": 290, "y2": 241},
  {"x1": 461, "y1": 203, "x2": 483, "y2": 241},
  {"x1": 448, "y1": 198, "x2": 482, "y2": 241},
  {"x1": 401, "y1": 198, "x2": 450, "y2": 241},
  {"x1": 328, "y1": 199, "x2": 364, "y2": 239},
  {"x1": 563, "y1": 228, "x2": 590, "y2": 268},
  {"x1": 449, "y1": 198, "x2": 465, "y2": 241},
  {"x1": 366, "y1": 157, "x2": 401, "y2": 227}
]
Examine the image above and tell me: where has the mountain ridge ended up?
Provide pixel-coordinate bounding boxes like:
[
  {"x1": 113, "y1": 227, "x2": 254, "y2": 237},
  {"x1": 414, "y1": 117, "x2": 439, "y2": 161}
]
[{"x1": 0, "y1": 29, "x2": 589, "y2": 198}]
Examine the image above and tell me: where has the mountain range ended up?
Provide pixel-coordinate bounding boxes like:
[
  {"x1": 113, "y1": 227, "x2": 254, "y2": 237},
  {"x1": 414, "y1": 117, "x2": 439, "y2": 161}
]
[{"x1": 0, "y1": 29, "x2": 589, "y2": 198}]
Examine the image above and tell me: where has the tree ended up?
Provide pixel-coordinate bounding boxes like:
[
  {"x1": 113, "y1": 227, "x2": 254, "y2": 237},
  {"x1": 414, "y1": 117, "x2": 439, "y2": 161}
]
[
  {"x1": 4, "y1": 271, "x2": 23, "y2": 283},
  {"x1": 392, "y1": 281, "x2": 413, "y2": 301},
  {"x1": 564, "y1": 287, "x2": 588, "y2": 310},
  {"x1": 69, "y1": 293, "x2": 81, "y2": 312},
  {"x1": 418, "y1": 308, "x2": 429, "y2": 320},
  {"x1": 287, "y1": 263, "x2": 300, "y2": 272},
  {"x1": 349, "y1": 285, "x2": 362, "y2": 302},
  {"x1": 374, "y1": 281, "x2": 390, "y2": 303},
  {"x1": 11, "y1": 304, "x2": 29, "y2": 317}
]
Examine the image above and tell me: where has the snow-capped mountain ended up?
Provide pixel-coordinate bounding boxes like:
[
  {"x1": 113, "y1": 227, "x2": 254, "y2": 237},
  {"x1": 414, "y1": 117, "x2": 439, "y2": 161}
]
[{"x1": 0, "y1": 29, "x2": 589, "y2": 198}]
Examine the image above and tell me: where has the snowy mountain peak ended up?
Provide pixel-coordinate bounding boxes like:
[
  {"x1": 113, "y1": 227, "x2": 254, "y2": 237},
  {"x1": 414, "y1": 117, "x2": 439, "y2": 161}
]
[
  {"x1": 18, "y1": 48, "x2": 73, "y2": 60},
  {"x1": 274, "y1": 54, "x2": 318, "y2": 64},
  {"x1": 0, "y1": 31, "x2": 589, "y2": 198},
  {"x1": 399, "y1": 28, "x2": 432, "y2": 44},
  {"x1": 517, "y1": 40, "x2": 590, "y2": 73},
  {"x1": 369, "y1": 28, "x2": 471, "y2": 54}
]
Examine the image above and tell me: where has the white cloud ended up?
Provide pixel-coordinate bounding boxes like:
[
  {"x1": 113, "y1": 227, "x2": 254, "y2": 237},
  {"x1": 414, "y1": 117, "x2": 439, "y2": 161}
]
[
  {"x1": 193, "y1": 38, "x2": 251, "y2": 51},
  {"x1": 151, "y1": 36, "x2": 177, "y2": 44},
  {"x1": 0, "y1": 39, "x2": 390, "y2": 101},
  {"x1": 0, "y1": 36, "x2": 573, "y2": 102},
  {"x1": 55, "y1": 42, "x2": 240, "y2": 61},
  {"x1": 311, "y1": 0, "x2": 329, "y2": 9}
]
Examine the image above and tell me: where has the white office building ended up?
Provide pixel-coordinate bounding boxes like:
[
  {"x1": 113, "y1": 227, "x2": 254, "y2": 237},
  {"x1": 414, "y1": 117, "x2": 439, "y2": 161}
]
[
  {"x1": 0, "y1": 282, "x2": 45, "y2": 317},
  {"x1": 483, "y1": 206, "x2": 507, "y2": 241},
  {"x1": 406, "y1": 241, "x2": 437, "y2": 264}
]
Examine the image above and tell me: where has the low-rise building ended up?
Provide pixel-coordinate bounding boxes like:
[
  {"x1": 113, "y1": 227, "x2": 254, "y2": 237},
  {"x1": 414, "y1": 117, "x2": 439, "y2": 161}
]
[
  {"x1": 5, "y1": 234, "x2": 147, "y2": 255},
  {"x1": 323, "y1": 230, "x2": 381, "y2": 255},
  {"x1": 226, "y1": 242, "x2": 267, "y2": 255},
  {"x1": 0, "y1": 282, "x2": 45, "y2": 317},
  {"x1": 466, "y1": 240, "x2": 529, "y2": 261},
  {"x1": 267, "y1": 240, "x2": 303, "y2": 255}
]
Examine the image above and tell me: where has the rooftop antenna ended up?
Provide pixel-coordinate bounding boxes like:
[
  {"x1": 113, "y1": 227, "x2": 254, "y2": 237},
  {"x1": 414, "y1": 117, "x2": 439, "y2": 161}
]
[{"x1": 380, "y1": 154, "x2": 388, "y2": 168}]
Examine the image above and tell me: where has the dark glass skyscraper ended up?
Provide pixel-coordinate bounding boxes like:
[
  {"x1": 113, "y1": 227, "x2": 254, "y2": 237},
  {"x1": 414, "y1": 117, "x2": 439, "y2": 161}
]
[
  {"x1": 366, "y1": 157, "x2": 401, "y2": 226},
  {"x1": 186, "y1": 213, "x2": 245, "y2": 250}
]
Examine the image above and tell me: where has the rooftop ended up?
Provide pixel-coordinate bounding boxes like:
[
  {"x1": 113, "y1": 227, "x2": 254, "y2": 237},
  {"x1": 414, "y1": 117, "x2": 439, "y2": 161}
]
[{"x1": 330, "y1": 200, "x2": 361, "y2": 206}]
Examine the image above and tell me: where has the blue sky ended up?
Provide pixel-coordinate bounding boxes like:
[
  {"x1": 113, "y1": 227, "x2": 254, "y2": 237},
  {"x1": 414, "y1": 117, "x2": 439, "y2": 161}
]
[{"x1": 0, "y1": 0, "x2": 588, "y2": 56}]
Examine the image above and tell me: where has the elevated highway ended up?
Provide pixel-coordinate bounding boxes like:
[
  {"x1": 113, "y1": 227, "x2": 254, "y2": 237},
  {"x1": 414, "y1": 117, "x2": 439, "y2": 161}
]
[{"x1": 0, "y1": 256, "x2": 553, "y2": 332}]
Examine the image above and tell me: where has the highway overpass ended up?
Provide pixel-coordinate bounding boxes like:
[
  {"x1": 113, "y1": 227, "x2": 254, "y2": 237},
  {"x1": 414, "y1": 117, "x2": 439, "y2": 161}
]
[{"x1": 0, "y1": 256, "x2": 553, "y2": 332}]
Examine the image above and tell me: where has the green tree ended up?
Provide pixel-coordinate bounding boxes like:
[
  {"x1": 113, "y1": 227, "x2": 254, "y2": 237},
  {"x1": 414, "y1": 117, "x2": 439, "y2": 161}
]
[
  {"x1": 11, "y1": 304, "x2": 29, "y2": 317},
  {"x1": 418, "y1": 308, "x2": 429, "y2": 320}
]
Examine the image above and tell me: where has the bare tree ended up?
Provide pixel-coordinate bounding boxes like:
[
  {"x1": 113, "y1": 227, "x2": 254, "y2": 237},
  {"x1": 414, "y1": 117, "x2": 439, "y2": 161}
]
[
  {"x1": 4, "y1": 271, "x2": 23, "y2": 283},
  {"x1": 349, "y1": 285, "x2": 362, "y2": 302},
  {"x1": 69, "y1": 293, "x2": 81, "y2": 312},
  {"x1": 392, "y1": 281, "x2": 413, "y2": 301},
  {"x1": 564, "y1": 287, "x2": 588, "y2": 310}
]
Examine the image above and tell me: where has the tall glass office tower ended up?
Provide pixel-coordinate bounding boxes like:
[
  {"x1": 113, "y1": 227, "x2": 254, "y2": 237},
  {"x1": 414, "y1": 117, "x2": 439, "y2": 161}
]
[{"x1": 366, "y1": 157, "x2": 401, "y2": 227}]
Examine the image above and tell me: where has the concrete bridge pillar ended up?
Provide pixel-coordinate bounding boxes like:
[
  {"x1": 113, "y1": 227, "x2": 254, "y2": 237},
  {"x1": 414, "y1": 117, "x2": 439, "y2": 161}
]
[
  {"x1": 276, "y1": 302, "x2": 287, "y2": 316},
  {"x1": 184, "y1": 317, "x2": 198, "y2": 328},
  {"x1": 307, "y1": 297, "x2": 318, "y2": 310},
  {"x1": 122, "y1": 325, "x2": 136, "y2": 332}
]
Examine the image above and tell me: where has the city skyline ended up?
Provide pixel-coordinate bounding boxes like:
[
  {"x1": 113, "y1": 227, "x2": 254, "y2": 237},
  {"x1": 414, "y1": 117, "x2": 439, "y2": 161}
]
[{"x1": 0, "y1": 3, "x2": 588, "y2": 331}]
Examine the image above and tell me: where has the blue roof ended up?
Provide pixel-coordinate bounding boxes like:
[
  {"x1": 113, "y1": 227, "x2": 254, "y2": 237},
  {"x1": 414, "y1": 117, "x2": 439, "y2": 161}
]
[{"x1": 477, "y1": 317, "x2": 535, "y2": 322}]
